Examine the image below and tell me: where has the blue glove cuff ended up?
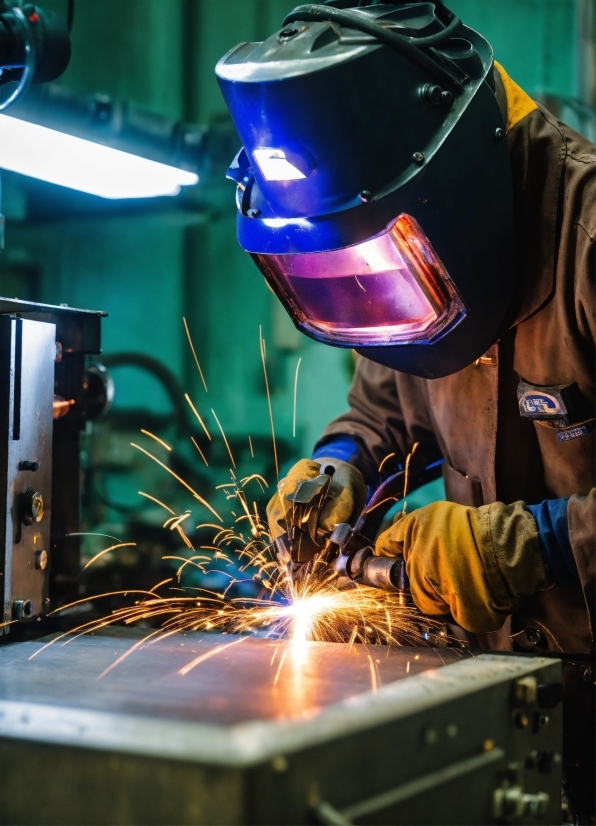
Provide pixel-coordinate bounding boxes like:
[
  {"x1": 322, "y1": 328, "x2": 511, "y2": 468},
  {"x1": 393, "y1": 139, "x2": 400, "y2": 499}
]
[
  {"x1": 312, "y1": 435, "x2": 362, "y2": 466},
  {"x1": 312, "y1": 435, "x2": 377, "y2": 503},
  {"x1": 527, "y1": 497, "x2": 578, "y2": 586}
]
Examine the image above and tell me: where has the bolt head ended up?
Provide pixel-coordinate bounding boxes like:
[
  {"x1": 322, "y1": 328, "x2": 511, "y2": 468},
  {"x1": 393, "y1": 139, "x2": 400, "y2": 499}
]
[
  {"x1": 35, "y1": 549, "x2": 48, "y2": 570},
  {"x1": 12, "y1": 599, "x2": 34, "y2": 620},
  {"x1": 525, "y1": 625, "x2": 542, "y2": 644},
  {"x1": 22, "y1": 488, "x2": 44, "y2": 525},
  {"x1": 279, "y1": 27, "x2": 298, "y2": 40}
]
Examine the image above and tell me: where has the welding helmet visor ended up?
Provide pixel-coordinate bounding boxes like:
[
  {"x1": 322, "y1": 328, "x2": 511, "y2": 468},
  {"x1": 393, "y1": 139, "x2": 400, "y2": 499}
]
[
  {"x1": 252, "y1": 213, "x2": 466, "y2": 347},
  {"x1": 216, "y1": 2, "x2": 517, "y2": 378}
]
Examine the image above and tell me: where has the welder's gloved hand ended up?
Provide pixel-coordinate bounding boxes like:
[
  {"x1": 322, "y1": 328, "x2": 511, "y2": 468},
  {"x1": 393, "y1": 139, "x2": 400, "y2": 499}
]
[
  {"x1": 266, "y1": 457, "x2": 367, "y2": 541},
  {"x1": 374, "y1": 501, "x2": 553, "y2": 633}
]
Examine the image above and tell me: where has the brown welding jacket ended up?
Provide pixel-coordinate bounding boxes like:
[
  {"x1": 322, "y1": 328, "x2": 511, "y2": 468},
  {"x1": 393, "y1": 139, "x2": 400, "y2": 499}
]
[{"x1": 319, "y1": 71, "x2": 596, "y2": 659}]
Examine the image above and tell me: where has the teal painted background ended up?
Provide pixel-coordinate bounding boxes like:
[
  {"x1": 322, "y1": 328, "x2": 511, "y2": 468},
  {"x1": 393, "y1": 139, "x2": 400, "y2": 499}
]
[{"x1": 0, "y1": 1, "x2": 591, "y2": 543}]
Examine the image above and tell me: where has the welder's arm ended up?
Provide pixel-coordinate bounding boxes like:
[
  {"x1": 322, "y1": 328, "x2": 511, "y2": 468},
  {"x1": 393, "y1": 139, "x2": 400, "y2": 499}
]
[
  {"x1": 373, "y1": 499, "x2": 562, "y2": 633},
  {"x1": 567, "y1": 490, "x2": 595, "y2": 636},
  {"x1": 315, "y1": 356, "x2": 442, "y2": 483}
]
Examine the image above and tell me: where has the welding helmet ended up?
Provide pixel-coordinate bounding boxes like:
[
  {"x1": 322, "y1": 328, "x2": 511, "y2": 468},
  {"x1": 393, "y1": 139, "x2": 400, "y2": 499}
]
[{"x1": 215, "y1": 1, "x2": 516, "y2": 378}]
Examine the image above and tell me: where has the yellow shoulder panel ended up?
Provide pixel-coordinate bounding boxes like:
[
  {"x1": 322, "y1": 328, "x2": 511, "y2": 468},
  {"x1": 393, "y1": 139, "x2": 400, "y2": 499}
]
[{"x1": 494, "y1": 61, "x2": 538, "y2": 132}]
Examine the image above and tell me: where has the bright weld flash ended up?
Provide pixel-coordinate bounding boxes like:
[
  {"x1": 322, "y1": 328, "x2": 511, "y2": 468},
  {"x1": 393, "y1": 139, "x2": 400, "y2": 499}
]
[
  {"x1": 280, "y1": 593, "x2": 338, "y2": 647},
  {"x1": 0, "y1": 115, "x2": 199, "y2": 199}
]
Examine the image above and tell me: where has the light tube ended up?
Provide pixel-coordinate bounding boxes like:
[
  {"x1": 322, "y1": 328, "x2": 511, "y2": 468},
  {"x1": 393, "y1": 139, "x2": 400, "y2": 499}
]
[{"x1": 0, "y1": 114, "x2": 199, "y2": 199}]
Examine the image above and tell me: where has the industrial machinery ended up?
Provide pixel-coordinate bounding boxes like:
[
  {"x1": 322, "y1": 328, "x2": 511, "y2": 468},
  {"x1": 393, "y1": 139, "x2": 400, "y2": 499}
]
[
  {"x1": 0, "y1": 631, "x2": 563, "y2": 825},
  {"x1": 0, "y1": 298, "x2": 108, "y2": 630}
]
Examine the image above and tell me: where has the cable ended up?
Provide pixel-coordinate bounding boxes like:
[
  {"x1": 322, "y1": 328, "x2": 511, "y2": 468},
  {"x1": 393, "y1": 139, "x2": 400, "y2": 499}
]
[
  {"x1": 283, "y1": 4, "x2": 463, "y2": 92},
  {"x1": 0, "y1": 5, "x2": 35, "y2": 110}
]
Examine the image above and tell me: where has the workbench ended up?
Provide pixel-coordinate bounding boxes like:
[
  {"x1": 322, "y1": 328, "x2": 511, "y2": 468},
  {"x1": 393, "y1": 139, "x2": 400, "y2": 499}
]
[{"x1": 0, "y1": 631, "x2": 562, "y2": 825}]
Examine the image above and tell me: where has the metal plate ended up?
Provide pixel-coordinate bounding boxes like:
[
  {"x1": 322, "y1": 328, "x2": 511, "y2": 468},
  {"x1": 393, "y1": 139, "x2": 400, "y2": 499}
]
[
  {"x1": 0, "y1": 633, "x2": 562, "y2": 825},
  {"x1": 0, "y1": 632, "x2": 463, "y2": 725},
  {"x1": 0, "y1": 631, "x2": 556, "y2": 767}
]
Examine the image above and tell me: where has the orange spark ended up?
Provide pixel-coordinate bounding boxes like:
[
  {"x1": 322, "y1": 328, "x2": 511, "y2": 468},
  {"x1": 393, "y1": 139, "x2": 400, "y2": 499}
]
[
  {"x1": 210, "y1": 408, "x2": 236, "y2": 469},
  {"x1": 140, "y1": 429, "x2": 172, "y2": 451},
  {"x1": 131, "y1": 442, "x2": 222, "y2": 522},
  {"x1": 185, "y1": 394, "x2": 211, "y2": 440},
  {"x1": 183, "y1": 316, "x2": 208, "y2": 393}
]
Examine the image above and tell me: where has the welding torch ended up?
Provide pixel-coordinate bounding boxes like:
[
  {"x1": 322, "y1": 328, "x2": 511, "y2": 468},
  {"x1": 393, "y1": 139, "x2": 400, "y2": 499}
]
[{"x1": 274, "y1": 458, "x2": 441, "y2": 598}]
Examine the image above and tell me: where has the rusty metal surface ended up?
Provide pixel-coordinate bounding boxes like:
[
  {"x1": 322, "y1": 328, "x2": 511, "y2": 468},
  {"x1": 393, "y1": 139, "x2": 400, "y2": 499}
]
[{"x1": 0, "y1": 632, "x2": 465, "y2": 726}]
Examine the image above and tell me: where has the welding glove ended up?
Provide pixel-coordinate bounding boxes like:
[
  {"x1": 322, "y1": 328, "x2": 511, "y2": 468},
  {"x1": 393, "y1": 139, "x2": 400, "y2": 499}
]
[
  {"x1": 374, "y1": 501, "x2": 553, "y2": 633},
  {"x1": 267, "y1": 458, "x2": 367, "y2": 541}
]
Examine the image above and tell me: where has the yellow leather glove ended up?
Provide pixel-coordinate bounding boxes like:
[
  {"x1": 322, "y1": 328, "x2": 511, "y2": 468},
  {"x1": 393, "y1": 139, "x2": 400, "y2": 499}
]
[
  {"x1": 267, "y1": 457, "x2": 367, "y2": 541},
  {"x1": 374, "y1": 500, "x2": 553, "y2": 633}
]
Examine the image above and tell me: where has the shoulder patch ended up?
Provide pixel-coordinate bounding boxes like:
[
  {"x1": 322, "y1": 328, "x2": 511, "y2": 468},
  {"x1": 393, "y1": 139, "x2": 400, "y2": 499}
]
[{"x1": 494, "y1": 61, "x2": 538, "y2": 132}]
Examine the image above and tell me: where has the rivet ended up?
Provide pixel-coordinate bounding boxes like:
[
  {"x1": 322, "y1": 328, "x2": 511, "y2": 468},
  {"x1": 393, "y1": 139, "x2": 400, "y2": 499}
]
[
  {"x1": 246, "y1": 208, "x2": 261, "y2": 218},
  {"x1": 494, "y1": 127, "x2": 505, "y2": 143},
  {"x1": 412, "y1": 152, "x2": 425, "y2": 165},
  {"x1": 358, "y1": 190, "x2": 372, "y2": 203}
]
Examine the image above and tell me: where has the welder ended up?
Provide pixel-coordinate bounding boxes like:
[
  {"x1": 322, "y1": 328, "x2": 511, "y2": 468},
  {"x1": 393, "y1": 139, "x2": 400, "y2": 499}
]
[{"x1": 215, "y1": 2, "x2": 595, "y2": 819}]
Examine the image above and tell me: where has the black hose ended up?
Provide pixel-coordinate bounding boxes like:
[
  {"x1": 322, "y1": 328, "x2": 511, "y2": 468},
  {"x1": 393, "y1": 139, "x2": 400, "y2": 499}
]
[
  {"x1": 283, "y1": 4, "x2": 463, "y2": 92},
  {"x1": 98, "y1": 352, "x2": 194, "y2": 436},
  {"x1": 66, "y1": 0, "x2": 74, "y2": 32}
]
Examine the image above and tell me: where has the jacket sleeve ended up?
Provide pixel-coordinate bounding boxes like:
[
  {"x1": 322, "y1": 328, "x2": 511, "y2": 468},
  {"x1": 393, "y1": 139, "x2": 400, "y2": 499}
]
[
  {"x1": 568, "y1": 489, "x2": 595, "y2": 642},
  {"x1": 315, "y1": 356, "x2": 442, "y2": 484}
]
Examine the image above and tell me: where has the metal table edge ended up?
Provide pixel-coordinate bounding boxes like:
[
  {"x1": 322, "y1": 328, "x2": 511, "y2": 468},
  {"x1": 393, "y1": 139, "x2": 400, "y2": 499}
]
[{"x1": 0, "y1": 653, "x2": 557, "y2": 768}]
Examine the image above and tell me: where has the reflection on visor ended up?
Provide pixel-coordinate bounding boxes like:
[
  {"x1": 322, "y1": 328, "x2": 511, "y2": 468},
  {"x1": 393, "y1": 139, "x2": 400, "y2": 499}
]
[{"x1": 252, "y1": 215, "x2": 467, "y2": 347}]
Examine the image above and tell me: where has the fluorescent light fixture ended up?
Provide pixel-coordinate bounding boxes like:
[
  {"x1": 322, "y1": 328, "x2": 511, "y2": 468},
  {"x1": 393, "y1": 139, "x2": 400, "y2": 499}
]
[
  {"x1": 0, "y1": 114, "x2": 199, "y2": 198},
  {"x1": 252, "y1": 148, "x2": 306, "y2": 181}
]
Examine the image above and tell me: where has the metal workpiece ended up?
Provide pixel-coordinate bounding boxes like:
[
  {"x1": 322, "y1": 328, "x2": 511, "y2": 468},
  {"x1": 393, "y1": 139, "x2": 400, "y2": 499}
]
[{"x1": 0, "y1": 632, "x2": 562, "y2": 824}]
